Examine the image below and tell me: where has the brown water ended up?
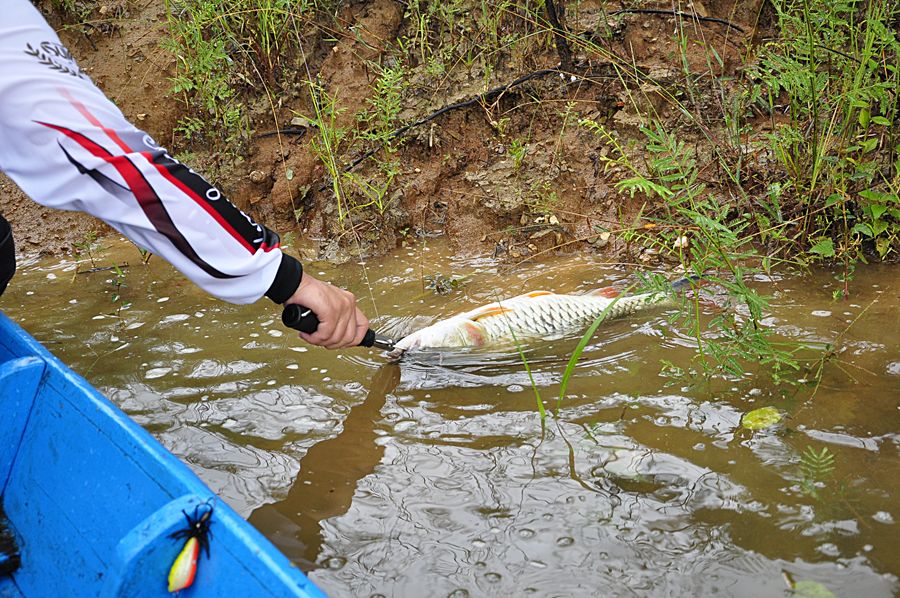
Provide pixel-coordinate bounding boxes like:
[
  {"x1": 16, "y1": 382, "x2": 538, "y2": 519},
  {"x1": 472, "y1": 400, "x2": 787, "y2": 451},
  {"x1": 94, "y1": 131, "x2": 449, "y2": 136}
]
[{"x1": 3, "y1": 240, "x2": 898, "y2": 597}]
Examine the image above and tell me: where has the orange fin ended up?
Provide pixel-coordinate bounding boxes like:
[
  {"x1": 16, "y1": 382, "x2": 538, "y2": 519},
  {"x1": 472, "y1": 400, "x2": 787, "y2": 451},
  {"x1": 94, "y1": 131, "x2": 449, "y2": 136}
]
[
  {"x1": 525, "y1": 290, "x2": 552, "y2": 298},
  {"x1": 470, "y1": 305, "x2": 514, "y2": 321},
  {"x1": 589, "y1": 286, "x2": 620, "y2": 298}
]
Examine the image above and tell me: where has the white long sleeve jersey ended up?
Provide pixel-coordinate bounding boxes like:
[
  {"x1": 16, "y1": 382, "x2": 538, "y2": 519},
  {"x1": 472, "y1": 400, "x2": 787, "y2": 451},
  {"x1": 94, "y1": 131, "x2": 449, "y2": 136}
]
[{"x1": 0, "y1": 1, "x2": 302, "y2": 304}]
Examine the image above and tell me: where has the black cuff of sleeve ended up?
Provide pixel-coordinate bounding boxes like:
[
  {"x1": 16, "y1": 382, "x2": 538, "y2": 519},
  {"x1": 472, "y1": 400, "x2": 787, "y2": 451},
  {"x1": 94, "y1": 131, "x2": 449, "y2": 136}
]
[{"x1": 265, "y1": 253, "x2": 303, "y2": 304}]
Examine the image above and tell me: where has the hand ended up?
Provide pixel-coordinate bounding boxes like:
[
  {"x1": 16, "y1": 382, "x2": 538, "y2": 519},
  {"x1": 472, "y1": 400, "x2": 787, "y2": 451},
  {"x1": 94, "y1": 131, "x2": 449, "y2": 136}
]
[{"x1": 284, "y1": 273, "x2": 369, "y2": 349}]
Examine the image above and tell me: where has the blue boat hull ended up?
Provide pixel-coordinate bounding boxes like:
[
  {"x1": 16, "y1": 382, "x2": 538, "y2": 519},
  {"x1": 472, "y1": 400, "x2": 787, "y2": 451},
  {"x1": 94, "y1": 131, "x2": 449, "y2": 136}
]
[{"x1": 0, "y1": 312, "x2": 326, "y2": 597}]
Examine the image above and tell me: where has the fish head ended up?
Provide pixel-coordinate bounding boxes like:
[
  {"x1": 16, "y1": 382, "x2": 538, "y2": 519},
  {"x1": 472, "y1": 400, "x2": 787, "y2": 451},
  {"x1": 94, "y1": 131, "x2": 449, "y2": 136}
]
[{"x1": 390, "y1": 317, "x2": 487, "y2": 356}]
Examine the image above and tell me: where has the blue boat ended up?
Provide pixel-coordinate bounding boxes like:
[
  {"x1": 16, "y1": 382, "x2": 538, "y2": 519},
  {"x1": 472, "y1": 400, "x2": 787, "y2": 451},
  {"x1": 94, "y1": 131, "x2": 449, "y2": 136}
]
[{"x1": 0, "y1": 312, "x2": 327, "y2": 597}]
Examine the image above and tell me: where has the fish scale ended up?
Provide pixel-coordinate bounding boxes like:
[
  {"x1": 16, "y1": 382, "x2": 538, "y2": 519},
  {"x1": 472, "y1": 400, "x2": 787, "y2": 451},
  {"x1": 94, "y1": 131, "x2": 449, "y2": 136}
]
[{"x1": 391, "y1": 282, "x2": 689, "y2": 354}]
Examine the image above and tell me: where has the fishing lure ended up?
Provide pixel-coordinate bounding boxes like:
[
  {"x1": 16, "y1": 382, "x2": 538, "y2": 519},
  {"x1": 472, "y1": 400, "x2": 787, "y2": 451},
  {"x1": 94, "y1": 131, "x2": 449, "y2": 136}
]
[{"x1": 167, "y1": 501, "x2": 214, "y2": 593}]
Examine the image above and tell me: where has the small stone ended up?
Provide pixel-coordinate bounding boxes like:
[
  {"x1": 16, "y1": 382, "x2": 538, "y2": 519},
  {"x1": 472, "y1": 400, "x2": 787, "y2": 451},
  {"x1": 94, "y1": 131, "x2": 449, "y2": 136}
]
[{"x1": 249, "y1": 170, "x2": 268, "y2": 184}]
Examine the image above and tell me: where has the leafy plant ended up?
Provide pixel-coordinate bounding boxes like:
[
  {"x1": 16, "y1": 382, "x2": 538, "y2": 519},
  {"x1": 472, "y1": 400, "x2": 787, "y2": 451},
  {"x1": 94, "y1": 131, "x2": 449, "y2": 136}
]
[
  {"x1": 799, "y1": 445, "x2": 836, "y2": 500},
  {"x1": 580, "y1": 117, "x2": 804, "y2": 385},
  {"x1": 749, "y1": 0, "x2": 900, "y2": 269}
]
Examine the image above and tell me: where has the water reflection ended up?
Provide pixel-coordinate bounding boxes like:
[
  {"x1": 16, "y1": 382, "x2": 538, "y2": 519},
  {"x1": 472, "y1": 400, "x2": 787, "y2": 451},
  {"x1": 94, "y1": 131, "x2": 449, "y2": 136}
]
[
  {"x1": 249, "y1": 364, "x2": 401, "y2": 569},
  {"x1": 1, "y1": 242, "x2": 897, "y2": 596}
]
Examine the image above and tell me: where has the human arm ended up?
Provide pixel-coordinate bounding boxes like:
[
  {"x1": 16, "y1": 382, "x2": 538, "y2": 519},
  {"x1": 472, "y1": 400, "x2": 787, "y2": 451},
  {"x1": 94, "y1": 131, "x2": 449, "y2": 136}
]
[{"x1": 0, "y1": 1, "x2": 366, "y2": 347}]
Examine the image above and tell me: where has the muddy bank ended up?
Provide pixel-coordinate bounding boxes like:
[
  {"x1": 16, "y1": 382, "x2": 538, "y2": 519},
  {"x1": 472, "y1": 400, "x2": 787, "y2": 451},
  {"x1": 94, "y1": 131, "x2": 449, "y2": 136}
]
[{"x1": 6, "y1": 0, "x2": 778, "y2": 264}]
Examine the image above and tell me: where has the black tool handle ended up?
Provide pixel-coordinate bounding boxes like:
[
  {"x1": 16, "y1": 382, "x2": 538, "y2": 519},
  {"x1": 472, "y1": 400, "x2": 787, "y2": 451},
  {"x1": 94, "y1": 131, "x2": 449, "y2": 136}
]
[{"x1": 281, "y1": 304, "x2": 376, "y2": 347}]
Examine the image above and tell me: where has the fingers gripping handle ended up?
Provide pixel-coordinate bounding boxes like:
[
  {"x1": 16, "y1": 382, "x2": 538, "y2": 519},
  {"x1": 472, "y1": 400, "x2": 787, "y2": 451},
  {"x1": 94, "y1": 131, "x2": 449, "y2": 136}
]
[{"x1": 281, "y1": 304, "x2": 376, "y2": 348}]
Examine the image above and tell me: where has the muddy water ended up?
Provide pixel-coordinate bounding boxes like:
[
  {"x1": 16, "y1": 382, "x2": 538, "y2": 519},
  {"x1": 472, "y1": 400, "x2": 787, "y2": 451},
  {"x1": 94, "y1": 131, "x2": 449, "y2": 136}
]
[{"x1": 3, "y1": 239, "x2": 898, "y2": 597}]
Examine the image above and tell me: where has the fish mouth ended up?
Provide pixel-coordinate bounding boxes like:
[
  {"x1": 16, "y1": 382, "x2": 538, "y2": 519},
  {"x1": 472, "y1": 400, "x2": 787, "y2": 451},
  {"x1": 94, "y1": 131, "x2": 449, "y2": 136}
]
[{"x1": 386, "y1": 346, "x2": 407, "y2": 361}]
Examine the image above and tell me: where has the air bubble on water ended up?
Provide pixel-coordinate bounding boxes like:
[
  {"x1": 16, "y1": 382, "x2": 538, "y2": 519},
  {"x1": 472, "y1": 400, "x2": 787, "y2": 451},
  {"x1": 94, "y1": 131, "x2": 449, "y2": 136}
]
[
  {"x1": 289, "y1": 347, "x2": 309, "y2": 353},
  {"x1": 873, "y1": 511, "x2": 894, "y2": 524},
  {"x1": 693, "y1": 443, "x2": 706, "y2": 451},
  {"x1": 268, "y1": 329, "x2": 283, "y2": 337},
  {"x1": 447, "y1": 590, "x2": 469, "y2": 598},
  {"x1": 473, "y1": 561, "x2": 487, "y2": 569},
  {"x1": 810, "y1": 310, "x2": 831, "y2": 317},
  {"x1": 68, "y1": 299, "x2": 77, "y2": 304},
  {"x1": 529, "y1": 560, "x2": 547, "y2": 569},
  {"x1": 249, "y1": 333, "x2": 260, "y2": 338},
  {"x1": 194, "y1": 311, "x2": 205, "y2": 318},
  {"x1": 518, "y1": 528, "x2": 535, "y2": 539},
  {"x1": 325, "y1": 556, "x2": 346, "y2": 570},
  {"x1": 320, "y1": 369, "x2": 328, "y2": 374},
  {"x1": 556, "y1": 536, "x2": 575, "y2": 547},
  {"x1": 46, "y1": 273, "x2": 57, "y2": 280},
  {"x1": 817, "y1": 543, "x2": 840, "y2": 557},
  {"x1": 266, "y1": 380, "x2": 276, "y2": 386},
  {"x1": 157, "y1": 297, "x2": 169, "y2": 303},
  {"x1": 484, "y1": 572, "x2": 502, "y2": 583},
  {"x1": 92, "y1": 315, "x2": 106, "y2": 320},
  {"x1": 506, "y1": 384, "x2": 524, "y2": 393},
  {"x1": 322, "y1": 377, "x2": 331, "y2": 382},
  {"x1": 286, "y1": 364, "x2": 299, "y2": 370},
  {"x1": 261, "y1": 319, "x2": 273, "y2": 326}
]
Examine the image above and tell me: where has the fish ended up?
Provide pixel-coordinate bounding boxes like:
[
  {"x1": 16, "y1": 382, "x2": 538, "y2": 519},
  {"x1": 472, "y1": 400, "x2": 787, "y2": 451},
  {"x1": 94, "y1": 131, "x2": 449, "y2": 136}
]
[{"x1": 389, "y1": 276, "x2": 699, "y2": 356}]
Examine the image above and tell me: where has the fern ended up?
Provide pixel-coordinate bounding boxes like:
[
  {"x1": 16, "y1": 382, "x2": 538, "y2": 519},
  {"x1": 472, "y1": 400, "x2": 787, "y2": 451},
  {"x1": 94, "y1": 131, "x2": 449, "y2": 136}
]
[
  {"x1": 799, "y1": 445, "x2": 836, "y2": 500},
  {"x1": 800, "y1": 446, "x2": 836, "y2": 481}
]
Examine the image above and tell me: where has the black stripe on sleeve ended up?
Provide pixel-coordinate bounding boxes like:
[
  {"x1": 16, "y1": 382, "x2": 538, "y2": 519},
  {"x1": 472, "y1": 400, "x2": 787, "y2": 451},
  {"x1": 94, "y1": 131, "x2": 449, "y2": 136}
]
[{"x1": 265, "y1": 253, "x2": 303, "y2": 304}]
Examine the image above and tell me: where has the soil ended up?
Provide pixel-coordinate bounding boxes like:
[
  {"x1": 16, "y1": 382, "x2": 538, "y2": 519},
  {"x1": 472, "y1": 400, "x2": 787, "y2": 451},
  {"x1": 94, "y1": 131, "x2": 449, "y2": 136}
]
[{"x1": 3, "y1": 0, "x2": 768, "y2": 264}]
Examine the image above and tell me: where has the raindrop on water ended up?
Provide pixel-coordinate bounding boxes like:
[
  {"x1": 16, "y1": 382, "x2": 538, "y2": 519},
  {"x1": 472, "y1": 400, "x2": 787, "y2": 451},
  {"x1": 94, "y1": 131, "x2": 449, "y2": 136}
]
[
  {"x1": 484, "y1": 572, "x2": 502, "y2": 583},
  {"x1": 556, "y1": 536, "x2": 574, "y2": 547},
  {"x1": 518, "y1": 528, "x2": 535, "y2": 539}
]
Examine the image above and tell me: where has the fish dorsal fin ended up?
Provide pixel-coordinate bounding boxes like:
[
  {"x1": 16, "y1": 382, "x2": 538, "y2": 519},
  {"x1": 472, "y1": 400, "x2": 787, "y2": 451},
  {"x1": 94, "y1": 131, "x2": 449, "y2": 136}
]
[
  {"x1": 588, "y1": 286, "x2": 620, "y2": 298},
  {"x1": 505, "y1": 290, "x2": 553, "y2": 301},
  {"x1": 469, "y1": 305, "x2": 514, "y2": 321}
]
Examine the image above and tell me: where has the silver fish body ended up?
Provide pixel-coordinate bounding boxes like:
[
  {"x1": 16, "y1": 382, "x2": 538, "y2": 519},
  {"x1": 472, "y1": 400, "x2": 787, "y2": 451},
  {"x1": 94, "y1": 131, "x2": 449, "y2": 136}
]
[{"x1": 391, "y1": 286, "x2": 677, "y2": 354}]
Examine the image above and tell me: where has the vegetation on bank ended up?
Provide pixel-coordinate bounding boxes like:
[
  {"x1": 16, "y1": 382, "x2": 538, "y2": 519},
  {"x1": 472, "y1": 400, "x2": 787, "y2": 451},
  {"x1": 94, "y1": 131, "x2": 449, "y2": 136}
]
[{"x1": 47, "y1": 0, "x2": 898, "y2": 388}]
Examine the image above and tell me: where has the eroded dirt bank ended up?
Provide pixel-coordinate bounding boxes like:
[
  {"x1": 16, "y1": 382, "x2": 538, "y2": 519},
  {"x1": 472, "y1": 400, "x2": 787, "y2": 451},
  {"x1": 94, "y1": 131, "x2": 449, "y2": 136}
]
[{"x1": 6, "y1": 0, "x2": 774, "y2": 263}]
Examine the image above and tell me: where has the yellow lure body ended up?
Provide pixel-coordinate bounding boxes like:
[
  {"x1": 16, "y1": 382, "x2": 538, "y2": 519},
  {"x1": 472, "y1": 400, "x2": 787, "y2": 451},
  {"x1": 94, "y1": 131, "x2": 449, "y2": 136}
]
[{"x1": 167, "y1": 536, "x2": 199, "y2": 592}]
